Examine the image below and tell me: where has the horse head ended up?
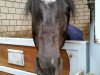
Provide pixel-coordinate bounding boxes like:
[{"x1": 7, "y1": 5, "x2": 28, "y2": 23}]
[{"x1": 25, "y1": 0, "x2": 74, "y2": 75}]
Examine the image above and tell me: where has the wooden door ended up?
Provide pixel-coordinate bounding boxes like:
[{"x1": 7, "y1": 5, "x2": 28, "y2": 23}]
[
  {"x1": 60, "y1": 49, "x2": 70, "y2": 75},
  {"x1": 0, "y1": 44, "x2": 70, "y2": 75},
  {"x1": 0, "y1": 71, "x2": 12, "y2": 75}
]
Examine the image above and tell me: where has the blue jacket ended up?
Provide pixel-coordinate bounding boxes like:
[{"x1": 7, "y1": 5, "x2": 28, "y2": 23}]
[{"x1": 66, "y1": 24, "x2": 83, "y2": 40}]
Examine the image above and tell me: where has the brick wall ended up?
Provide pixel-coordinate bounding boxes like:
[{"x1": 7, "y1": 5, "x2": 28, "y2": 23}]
[
  {"x1": 0, "y1": 0, "x2": 90, "y2": 40},
  {"x1": 0, "y1": 0, "x2": 32, "y2": 38},
  {"x1": 70, "y1": 0, "x2": 90, "y2": 40}
]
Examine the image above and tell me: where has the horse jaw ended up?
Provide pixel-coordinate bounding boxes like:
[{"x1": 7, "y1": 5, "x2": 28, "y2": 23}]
[{"x1": 41, "y1": 0, "x2": 56, "y2": 4}]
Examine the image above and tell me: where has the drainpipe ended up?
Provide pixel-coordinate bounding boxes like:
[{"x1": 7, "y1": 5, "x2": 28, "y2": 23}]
[{"x1": 87, "y1": 0, "x2": 95, "y2": 73}]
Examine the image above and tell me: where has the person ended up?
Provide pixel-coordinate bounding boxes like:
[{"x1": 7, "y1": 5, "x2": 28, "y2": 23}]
[{"x1": 66, "y1": 24, "x2": 83, "y2": 40}]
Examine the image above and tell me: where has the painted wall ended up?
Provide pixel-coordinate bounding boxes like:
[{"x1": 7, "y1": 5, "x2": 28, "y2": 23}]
[
  {"x1": 90, "y1": 8, "x2": 100, "y2": 75},
  {"x1": 95, "y1": 0, "x2": 100, "y2": 43}
]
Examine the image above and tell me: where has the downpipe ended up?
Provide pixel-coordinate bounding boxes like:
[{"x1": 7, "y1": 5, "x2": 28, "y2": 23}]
[{"x1": 88, "y1": 0, "x2": 95, "y2": 74}]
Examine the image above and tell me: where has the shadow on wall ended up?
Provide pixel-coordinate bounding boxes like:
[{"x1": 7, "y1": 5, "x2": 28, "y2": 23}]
[
  {"x1": 16, "y1": 30, "x2": 32, "y2": 38},
  {"x1": 83, "y1": 23, "x2": 90, "y2": 41},
  {"x1": 0, "y1": 30, "x2": 32, "y2": 38}
]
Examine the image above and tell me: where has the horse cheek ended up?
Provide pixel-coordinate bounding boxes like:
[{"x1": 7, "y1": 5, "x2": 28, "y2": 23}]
[
  {"x1": 36, "y1": 58, "x2": 43, "y2": 75},
  {"x1": 55, "y1": 58, "x2": 63, "y2": 75}
]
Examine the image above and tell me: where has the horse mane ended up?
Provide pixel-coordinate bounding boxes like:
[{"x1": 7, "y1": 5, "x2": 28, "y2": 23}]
[{"x1": 25, "y1": 0, "x2": 42, "y2": 40}]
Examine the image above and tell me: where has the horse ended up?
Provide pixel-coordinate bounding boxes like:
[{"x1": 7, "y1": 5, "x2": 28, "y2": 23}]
[{"x1": 25, "y1": 0, "x2": 75, "y2": 75}]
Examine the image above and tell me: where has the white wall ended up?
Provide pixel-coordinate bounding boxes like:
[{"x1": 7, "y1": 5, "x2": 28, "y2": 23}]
[
  {"x1": 95, "y1": 0, "x2": 100, "y2": 43},
  {"x1": 90, "y1": 20, "x2": 100, "y2": 75},
  {"x1": 90, "y1": 1, "x2": 100, "y2": 74}
]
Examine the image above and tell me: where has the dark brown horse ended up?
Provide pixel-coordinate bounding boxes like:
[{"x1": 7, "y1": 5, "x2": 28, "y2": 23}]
[{"x1": 25, "y1": 0, "x2": 75, "y2": 75}]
